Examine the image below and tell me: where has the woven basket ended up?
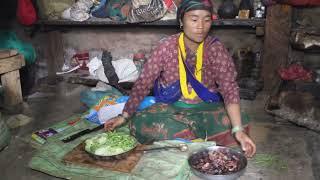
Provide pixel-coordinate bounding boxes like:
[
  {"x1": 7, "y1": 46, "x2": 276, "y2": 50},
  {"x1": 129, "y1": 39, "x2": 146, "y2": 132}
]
[{"x1": 0, "y1": 113, "x2": 11, "y2": 151}]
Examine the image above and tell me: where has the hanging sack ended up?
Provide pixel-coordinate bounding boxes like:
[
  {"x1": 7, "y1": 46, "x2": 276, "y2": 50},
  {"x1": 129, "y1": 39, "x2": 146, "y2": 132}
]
[
  {"x1": 17, "y1": 0, "x2": 37, "y2": 25},
  {"x1": 36, "y1": 0, "x2": 75, "y2": 20}
]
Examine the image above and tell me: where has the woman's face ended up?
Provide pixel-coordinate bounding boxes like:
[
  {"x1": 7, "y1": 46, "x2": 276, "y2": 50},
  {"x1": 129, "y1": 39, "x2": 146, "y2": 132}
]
[{"x1": 181, "y1": 9, "x2": 212, "y2": 44}]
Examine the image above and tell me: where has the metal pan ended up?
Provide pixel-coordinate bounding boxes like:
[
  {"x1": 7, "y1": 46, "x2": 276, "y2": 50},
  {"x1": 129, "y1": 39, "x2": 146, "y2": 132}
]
[
  {"x1": 85, "y1": 143, "x2": 138, "y2": 161},
  {"x1": 84, "y1": 133, "x2": 138, "y2": 161}
]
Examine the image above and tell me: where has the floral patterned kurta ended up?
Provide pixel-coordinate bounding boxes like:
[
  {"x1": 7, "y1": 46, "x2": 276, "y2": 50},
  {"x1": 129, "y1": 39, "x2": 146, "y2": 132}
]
[{"x1": 123, "y1": 33, "x2": 240, "y2": 117}]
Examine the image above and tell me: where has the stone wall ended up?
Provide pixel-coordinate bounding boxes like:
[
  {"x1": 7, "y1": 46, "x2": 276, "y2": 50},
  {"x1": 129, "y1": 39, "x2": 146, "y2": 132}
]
[{"x1": 30, "y1": 27, "x2": 261, "y2": 81}]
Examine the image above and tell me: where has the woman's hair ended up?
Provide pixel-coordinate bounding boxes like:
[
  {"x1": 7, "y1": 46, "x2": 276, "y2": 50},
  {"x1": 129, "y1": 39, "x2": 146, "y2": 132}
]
[{"x1": 177, "y1": 0, "x2": 213, "y2": 24}]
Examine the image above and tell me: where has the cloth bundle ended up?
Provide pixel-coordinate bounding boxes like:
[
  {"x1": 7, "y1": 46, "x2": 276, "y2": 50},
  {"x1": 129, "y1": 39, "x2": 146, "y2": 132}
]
[
  {"x1": 126, "y1": 0, "x2": 173, "y2": 23},
  {"x1": 62, "y1": 0, "x2": 93, "y2": 21},
  {"x1": 91, "y1": 0, "x2": 130, "y2": 20}
]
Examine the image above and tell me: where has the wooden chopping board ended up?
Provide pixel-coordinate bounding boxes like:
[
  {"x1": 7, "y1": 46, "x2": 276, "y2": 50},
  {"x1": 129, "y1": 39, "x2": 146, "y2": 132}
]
[
  {"x1": 0, "y1": 49, "x2": 18, "y2": 59},
  {"x1": 63, "y1": 143, "x2": 146, "y2": 173}
]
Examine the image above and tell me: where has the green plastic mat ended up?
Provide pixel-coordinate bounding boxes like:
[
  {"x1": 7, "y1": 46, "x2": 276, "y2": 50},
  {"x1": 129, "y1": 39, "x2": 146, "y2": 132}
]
[{"x1": 28, "y1": 115, "x2": 216, "y2": 180}]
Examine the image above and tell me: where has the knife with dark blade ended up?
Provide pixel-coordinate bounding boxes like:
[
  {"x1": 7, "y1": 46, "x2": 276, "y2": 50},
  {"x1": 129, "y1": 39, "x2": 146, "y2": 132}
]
[{"x1": 62, "y1": 124, "x2": 104, "y2": 143}]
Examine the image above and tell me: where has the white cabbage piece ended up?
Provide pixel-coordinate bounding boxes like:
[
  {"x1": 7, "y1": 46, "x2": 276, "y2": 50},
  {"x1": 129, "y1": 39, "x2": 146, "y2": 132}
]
[
  {"x1": 96, "y1": 136, "x2": 107, "y2": 144},
  {"x1": 94, "y1": 146, "x2": 110, "y2": 156}
]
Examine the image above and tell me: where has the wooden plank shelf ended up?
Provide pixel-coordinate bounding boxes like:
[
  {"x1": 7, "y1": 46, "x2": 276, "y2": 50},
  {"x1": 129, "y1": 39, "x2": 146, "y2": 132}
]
[
  {"x1": 291, "y1": 27, "x2": 320, "y2": 53},
  {"x1": 37, "y1": 18, "x2": 265, "y2": 28},
  {"x1": 291, "y1": 27, "x2": 320, "y2": 35}
]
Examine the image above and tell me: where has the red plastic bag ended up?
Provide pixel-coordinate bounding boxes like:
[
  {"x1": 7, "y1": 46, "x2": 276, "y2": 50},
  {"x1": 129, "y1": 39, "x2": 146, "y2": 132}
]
[
  {"x1": 17, "y1": 0, "x2": 37, "y2": 25},
  {"x1": 278, "y1": 64, "x2": 313, "y2": 81},
  {"x1": 73, "y1": 52, "x2": 89, "y2": 70}
]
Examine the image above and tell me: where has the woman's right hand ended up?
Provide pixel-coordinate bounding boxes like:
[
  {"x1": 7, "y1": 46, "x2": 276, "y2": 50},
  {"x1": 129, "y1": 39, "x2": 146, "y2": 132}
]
[{"x1": 104, "y1": 115, "x2": 126, "y2": 131}]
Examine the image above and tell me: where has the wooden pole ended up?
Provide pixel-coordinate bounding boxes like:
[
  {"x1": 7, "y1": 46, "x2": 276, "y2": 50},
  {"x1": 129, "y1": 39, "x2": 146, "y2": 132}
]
[
  {"x1": 262, "y1": 4, "x2": 292, "y2": 93},
  {"x1": 1, "y1": 70, "x2": 23, "y2": 106}
]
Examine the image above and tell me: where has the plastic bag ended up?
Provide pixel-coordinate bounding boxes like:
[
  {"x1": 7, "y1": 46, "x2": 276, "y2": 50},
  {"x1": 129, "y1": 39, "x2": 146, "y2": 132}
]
[
  {"x1": 116, "y1": 96, "x2": 156, "y2": 110},
  {"x1": 17, "y1": 0, "x2": 37, "y2": 25},
  {"x1": 91, "y1": 0, "x2": 109, "y2": 18},
  {"x1": 127, "y1": 0, "x2": 173, "y2": 23},
  {"x1": 85, "y1": 95, "x2": 120, "y2": 124},
  {"x1": 85, "y1": 94, "x2": 156, "y2": 124},
  {"x1": 105, "y1": 0, "x2": 130, "y2": 21},
  {"x1": 0, "y1": 31, "x2": 36, "y2": 64},
  {"x1": 80, "y1": 89, "x2": 123, "y2": 108}
]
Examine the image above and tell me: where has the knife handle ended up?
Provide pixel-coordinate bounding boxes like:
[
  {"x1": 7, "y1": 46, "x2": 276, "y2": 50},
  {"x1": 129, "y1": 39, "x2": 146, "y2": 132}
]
[{"x1": 62, "y1": 129, "x2": 90, "y2": 143}]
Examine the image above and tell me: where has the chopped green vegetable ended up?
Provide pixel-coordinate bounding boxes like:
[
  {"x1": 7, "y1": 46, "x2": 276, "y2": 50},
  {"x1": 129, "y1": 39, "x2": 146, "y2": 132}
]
[
  {"x1": 253, "y1": 153, "x2": 288, "y2": 171},
  {"x1": 85, "y1": 132, "x2": 137, "y2": 156}
]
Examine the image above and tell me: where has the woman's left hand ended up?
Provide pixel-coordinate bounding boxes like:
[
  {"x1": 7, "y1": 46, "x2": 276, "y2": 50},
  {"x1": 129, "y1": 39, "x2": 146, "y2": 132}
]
[{"x1": 234, "y1": 131, "x2": 256, "y2": 158}]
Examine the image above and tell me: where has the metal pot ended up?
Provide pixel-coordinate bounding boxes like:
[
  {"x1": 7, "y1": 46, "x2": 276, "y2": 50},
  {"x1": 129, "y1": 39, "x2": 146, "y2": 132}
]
[
  {"x1": 188, "y1": 146, "x2": 247, "y2": 180},
  {"x1": 218, "y1": 0, "x2": 238, "y2": 19}
]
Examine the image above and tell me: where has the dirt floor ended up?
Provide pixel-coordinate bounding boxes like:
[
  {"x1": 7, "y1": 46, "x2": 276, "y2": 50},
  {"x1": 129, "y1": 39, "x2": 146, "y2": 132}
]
[{"x1": 0, "y1": 80, "x2": 319, "y2": 180}]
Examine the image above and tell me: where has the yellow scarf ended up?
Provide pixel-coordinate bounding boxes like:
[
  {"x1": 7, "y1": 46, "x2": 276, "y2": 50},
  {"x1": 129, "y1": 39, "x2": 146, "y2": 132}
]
[{"x1": 178, "y1": 33, "x2": 204, "y2": 99}]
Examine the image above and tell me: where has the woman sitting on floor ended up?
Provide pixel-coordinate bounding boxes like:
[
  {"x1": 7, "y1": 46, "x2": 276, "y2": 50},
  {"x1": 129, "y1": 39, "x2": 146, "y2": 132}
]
[{"x1": 105, "y1": 0, "x2": 256, "y2": 157}]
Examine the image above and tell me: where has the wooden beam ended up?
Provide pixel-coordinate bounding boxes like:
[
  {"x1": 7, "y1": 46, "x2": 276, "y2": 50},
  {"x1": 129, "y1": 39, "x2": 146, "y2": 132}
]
[
  {"x1": 0, "y1": 49, "x2": 18, "y2": 59},
  {"x1": 256, "y1": 26, "x2": 265, "y2": 36},
  {"x1": 1, "y1": 70, "x2": 23, "y2": 106},
  {"x1": 0, "y1": 54, "x2": 25, "y2": 74},
  {"x1": 47, "y1": 31, "x2": 64, "y2": 85},
  {"x1": 262, "y1": 4, "x2": 292, "y2": 93},
  {"x1": 37, "y1": 19, "x2": 266, "y2": 27}
]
